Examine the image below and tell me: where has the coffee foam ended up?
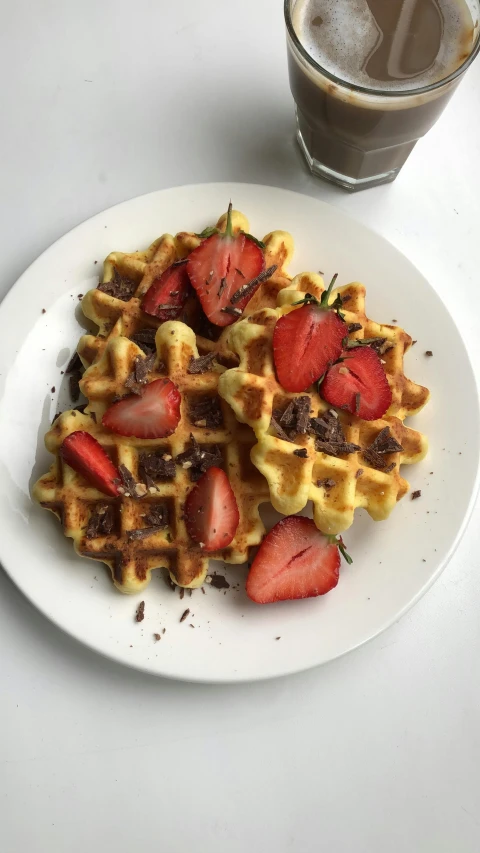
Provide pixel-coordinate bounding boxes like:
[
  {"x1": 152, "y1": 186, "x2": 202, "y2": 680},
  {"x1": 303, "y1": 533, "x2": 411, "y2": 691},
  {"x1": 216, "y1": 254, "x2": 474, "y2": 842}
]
[{"x1": 292, "y1": 0, "x2": 475, "y2": 91}]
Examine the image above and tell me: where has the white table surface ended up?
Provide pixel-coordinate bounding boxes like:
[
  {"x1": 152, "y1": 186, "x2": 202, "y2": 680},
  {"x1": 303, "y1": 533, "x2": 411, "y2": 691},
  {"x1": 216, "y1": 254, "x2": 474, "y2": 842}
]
[{"x1": 1, "y1": 2, "x2": 480, "y2": 851}]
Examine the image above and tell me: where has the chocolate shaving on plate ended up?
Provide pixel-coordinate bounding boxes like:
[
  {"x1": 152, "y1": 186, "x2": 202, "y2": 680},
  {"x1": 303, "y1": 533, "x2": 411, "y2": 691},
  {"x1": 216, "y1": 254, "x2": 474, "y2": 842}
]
[
  {"x1": 86, "y1": 503, "x2": 115, "y2": 539},
  {"x1": 188, "y1": 352, "x2": 216, "y2": 374},
  {"x1": 135, "y1": 601, "x2": 145, "y2": 622},
  {"x1": 209, "y1": 573, "x2": 230, "y2": 589},
  {"x1": 180, "y1": 608, "x2": 190, "y2": 623},
  {"x1": 129, "y1": 328, "x2": 157, "y2": 355},
  {"x1": 411, "y1": 489, "x2": 422, "y2": 500},
  {"x1": 363, "y1": 427, "x2": 403, "y2": 470},
  {"x1": 69, "y1": 371, "x2": 82, "y2": 403},
  {"x1": 65, "y1": 351, "x2": 82, "y2": 374},
  {"x1": 97, "y1": 267, "x2": 137, "y2": 302}
]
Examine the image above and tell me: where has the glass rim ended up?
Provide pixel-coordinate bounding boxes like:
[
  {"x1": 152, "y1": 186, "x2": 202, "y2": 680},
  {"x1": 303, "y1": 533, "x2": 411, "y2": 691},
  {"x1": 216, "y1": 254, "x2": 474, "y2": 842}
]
[{"x1": 284, "y1": 0, "x2": 480, "y2": 98}]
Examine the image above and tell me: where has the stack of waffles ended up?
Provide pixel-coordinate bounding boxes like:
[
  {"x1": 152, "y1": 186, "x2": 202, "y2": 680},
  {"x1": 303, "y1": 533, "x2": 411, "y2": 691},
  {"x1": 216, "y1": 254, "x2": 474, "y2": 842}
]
[{"x1": 33, "y1": 208, "x2": 429, "y2": 593}]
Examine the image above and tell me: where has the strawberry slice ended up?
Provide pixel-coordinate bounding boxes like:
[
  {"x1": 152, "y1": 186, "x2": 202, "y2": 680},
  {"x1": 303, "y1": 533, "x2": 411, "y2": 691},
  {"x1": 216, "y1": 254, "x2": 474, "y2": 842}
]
[
  {"x1": 246, "y1": 516, "x2": 352, "y2": 604},
  {"x1": 184, "y1": 466, "x2": 239, "y2": 551},
  {"x1": 320, "y1": 345, "x2": 392, "y2": 421},
  {"x1": 60, "y1": 431, "x2": 121, "y2": 497},
  {"x1": 186, "y1": 203, "x2": 269, "y2": 327},
  {"x1": 273, "y1": 275, "x2": 347, "y2": 393},
  {"x1": 142, "y1": 260, "x2": 192, "y2": 320},
  {"x1": 102, "y1": 378, "x2": 181, "y2": 439}
]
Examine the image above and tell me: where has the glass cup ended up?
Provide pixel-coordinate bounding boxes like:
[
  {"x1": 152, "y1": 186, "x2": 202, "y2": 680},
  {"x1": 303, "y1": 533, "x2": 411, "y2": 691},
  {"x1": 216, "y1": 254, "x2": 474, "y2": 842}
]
[{"x1": 285, "y1": 0, "x2": 480, "y2": 191}]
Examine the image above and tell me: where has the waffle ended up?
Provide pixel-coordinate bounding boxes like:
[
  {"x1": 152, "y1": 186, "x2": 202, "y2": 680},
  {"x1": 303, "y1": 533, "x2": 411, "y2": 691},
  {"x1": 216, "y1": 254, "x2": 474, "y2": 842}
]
[
  {"x1": 77, "y1": 210, "x2": 295, "y2": 370},
  {"x1": 33, "y1": 322, "x2": 270, "y2": 593},
  {"x1": 218, "y1": 272, "x2": 429, "y2": 534}
]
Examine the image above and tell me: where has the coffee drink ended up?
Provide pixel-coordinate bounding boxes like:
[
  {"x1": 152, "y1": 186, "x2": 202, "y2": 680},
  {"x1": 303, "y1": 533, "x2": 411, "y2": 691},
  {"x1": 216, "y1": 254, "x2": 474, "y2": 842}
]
[{"x1": 285, "y1": 0, "x2": 479, "y2": 189}]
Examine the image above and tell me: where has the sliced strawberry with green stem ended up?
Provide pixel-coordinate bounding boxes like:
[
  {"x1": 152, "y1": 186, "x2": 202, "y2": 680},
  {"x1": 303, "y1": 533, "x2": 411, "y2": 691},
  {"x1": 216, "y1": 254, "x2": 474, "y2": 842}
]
[
  {"x1": 102, "y1": 378, "x2": 181, "y2": 439},
  {"x1": 60, "y1": 431, "x2": 121, "y2": 497},
  {"x1": 273, "y1": 274, "x2": 347, "y2": 393},
  {"x1": 142, "y1": 260, "x2": 192, "y2": 320},
  {"x1": 246, "y1": 515, "x2": 352, "y2": 604},
  {"x1": 184, "y1": 466, "x2": 239, "y2": 551},
  {"x1": 320, "y1": 345, "x2": 392, "y2": 421},
  {"x1": 186, "y1": 203, "x2": 274, "y2": 327}
]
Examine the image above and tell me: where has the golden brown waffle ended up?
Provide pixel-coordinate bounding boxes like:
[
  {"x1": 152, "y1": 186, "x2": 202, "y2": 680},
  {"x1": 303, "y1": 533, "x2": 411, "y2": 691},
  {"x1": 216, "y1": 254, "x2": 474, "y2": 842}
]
[
  {"x1": 33, "y1": 322, "x2": 270, "y2": 593},
  {"x1": 218, "y1": 272, "x2": 429, "y2": 534},
  {"x1": 77, "y1": 210, "x2": 294, "y2": 370}
]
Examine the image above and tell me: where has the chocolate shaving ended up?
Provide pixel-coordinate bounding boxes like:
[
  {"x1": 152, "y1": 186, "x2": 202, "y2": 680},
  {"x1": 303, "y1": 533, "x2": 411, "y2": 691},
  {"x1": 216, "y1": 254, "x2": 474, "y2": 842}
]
[
  {"x1": 220, "y1": 305, "x2": 242, "y2": 317},
  {"x1": 317, "y1": 478, "x2": 336, "y2": 489},
  {"x1": 367, "y1": 338, "x2": 395, "y2": 356},
  {"x1": 189, "y1": 397, "x2": 223, "y2": 429},
  {"x1": 273, "y1": 396, "x2": 311, "y2": 439},
  {"x1": 180, "y1": 608, "x2": 190, "y2": 623},
  {"x1": 293, "y1": 448, "x2": 308, "y2": 458},
  {"x1": 86, "y1": 503, "x2": 115, "y2": 539},
  {"x1": 124, "y1": 353, "x2": 156, "y2": 393},
  {"x1": 355, "y1": 393, "x2": 361, "y2": 415},
  {"x1": 411, "y1": 489, "x2": 422, "y2": 500},
  {"x1": 425, "y1": 351, "x2": 433, "y2": 357},
  {"x1": 217, "y1": 276, "x2": 227, "y2": 297},
  {"x1": 65, "y1": 351, "x2": 82, "y2": 373},
  {"x1": 69, "y1": 371, "x2": 82, "y2": 402},
  {"x1": 355, "y1": 468, "x2": 364, "y2": 479},
  {"x1": 175, "y1": 434, "x2": 222, "y2": 481},
  {"x1": 309, "y1": 410, "x2": 360, "y2": 457},
  {"x1": 230, "y1": 264, "x2": 277, "y2": 305},
  {"x1": 209, "y1": 573, "x2": 230, "y2": 589},
  {"x1": 363, "y1": 427, "x2": 403, "y2": 470},
  {"x1": 118, "y1": 464, "x2": 138, "y2": 497},
  {"x1": 98, "y1": 267, "x2": 137, "y2": 302},
  {"x1": 139, "y1": 451, "x2": 176, "y2": 483},
  {"x1": 348, "y1": 322, "x2": 362, "y2": 334},
  {"x1": 188, "y1": 352, "x2": 216, "y2": 374},
  {"x1": 129, "y1": 328, "x2": 157, "y2": 355},
  {"x1": 127, "y1": 525, "x2": 166, "y2": 541},
  {"x1": 270, "y1": 416, "x2": 292, "y2": 442},
  {"x1": 135, "y1": 601, "x2": 145, "y2": 622}
]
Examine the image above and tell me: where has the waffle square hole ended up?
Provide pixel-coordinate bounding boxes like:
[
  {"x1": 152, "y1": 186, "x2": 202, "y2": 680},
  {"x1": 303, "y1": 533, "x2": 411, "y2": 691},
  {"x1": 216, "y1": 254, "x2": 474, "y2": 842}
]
[
  {"x1": 187, "y1": 394, "x2": 224, "y2": 429},
  {"x1": 137, "y1": 445, "x2": 176, "y2": 483},
  {"x1": 133, "y1": 499, "x2": 173, "y2": 540},
  {"x1": 178, "y1": 440, "x2": 225, "y2": 481},
  {"x1": 84, "y1": 501, "x2": 120, "y2": 539}
]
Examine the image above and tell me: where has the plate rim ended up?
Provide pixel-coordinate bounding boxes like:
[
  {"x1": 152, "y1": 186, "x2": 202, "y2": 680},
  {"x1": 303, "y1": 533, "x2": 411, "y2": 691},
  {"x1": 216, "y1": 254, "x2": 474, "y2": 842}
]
[{"x1": 1, "y1": 181, "x2": 479, "y2": 683}]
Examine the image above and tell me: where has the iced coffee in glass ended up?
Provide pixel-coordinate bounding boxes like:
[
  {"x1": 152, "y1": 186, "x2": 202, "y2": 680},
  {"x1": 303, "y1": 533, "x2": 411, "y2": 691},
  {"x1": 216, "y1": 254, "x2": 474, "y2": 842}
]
[{"x1": 285, "y1": 0, "x2": 480, "y2": 190}]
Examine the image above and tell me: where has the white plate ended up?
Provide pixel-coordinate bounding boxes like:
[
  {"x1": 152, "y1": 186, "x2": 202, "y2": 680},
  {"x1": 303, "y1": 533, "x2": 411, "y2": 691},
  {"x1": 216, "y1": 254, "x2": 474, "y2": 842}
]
[{"x1": 0, "y1": 183, "x2": 478, "y2": 683}]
